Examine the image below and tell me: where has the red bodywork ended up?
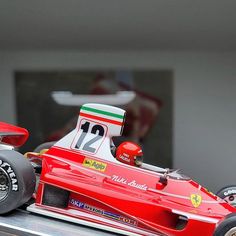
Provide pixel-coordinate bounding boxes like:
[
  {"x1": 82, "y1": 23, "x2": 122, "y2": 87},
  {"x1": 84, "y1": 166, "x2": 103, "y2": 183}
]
[
  {"x1": 34, "y1": 145, "x2": 236, "y2": 236},
  {"x1": 1, "y1": 105, "x2": 235, "y2": 235},
  {"x1": 0, "y1": 122, "x2": 29, "y2": 147}
]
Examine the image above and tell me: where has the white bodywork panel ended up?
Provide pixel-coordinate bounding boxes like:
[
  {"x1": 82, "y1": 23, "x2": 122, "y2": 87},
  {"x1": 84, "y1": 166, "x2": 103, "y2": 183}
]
[{"x1": 55, "y1": 103, "x2": 125, "y2": 163}]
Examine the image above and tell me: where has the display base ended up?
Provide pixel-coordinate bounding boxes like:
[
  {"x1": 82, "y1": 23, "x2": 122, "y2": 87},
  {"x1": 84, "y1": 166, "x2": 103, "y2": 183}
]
[
  {"x1": 27, "y1": 204, "x2": 153, "y2": 236},
  {"x1": 0, "y1": 208, "x2": 116, "y2": 236}
]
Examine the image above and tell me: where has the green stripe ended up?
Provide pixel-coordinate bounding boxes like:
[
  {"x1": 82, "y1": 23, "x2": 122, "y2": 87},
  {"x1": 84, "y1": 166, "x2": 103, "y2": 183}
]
[{"x1": 81, "y1": 106, "x2": 124, "y2": 119}]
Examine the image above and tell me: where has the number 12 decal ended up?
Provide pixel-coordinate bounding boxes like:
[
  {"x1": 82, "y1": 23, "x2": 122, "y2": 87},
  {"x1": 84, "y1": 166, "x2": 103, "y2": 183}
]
[{"x1": 75, "y1": 120, "x2": 106, "y2": 153}]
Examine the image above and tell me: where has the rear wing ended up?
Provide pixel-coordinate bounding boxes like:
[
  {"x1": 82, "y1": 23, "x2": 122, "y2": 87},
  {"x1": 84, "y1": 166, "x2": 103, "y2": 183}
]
[{"x1": 0, "y1": 122, "x2": 29, "y2": 147}]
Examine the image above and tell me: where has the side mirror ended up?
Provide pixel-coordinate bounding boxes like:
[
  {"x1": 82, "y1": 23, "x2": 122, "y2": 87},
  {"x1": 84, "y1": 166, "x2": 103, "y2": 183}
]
[{"x1": 156, "y1": 175, "x2": 168, "y2": 190}]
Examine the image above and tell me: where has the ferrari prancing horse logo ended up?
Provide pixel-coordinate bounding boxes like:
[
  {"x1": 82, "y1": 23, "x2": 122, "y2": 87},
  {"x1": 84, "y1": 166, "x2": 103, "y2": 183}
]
[{"x1": 190, "y1": 194, "x2": 202, "y2": 208}]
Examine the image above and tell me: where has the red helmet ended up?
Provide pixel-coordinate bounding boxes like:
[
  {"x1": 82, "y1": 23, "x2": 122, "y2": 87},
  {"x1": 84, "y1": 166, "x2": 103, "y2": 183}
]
[{"x1": 116, "y1": 141, "x2": 143, "y2": 167}]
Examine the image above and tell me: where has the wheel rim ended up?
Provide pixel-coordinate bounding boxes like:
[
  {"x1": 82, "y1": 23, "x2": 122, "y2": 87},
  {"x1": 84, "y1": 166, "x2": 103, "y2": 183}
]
[
  {"x1": 224, "y1": 195, "x2": 236, "y2": 207},
  {"x1": 225, "y1": 226, "x2": 236, "y2": 236},
  {"x1": 0, "y1": 167, "x2": 11, "y2": 202}
]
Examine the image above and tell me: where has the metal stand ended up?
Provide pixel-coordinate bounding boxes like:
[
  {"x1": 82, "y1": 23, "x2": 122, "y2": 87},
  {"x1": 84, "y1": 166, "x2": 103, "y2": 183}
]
[{"x1": 0, "y1": 209, "x2": 118, "y2": 236}]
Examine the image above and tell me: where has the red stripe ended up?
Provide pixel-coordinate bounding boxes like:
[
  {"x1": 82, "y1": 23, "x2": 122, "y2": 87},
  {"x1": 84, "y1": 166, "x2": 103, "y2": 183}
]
[{"x1": 80, "y1": 112, "x2": 123, "y2": 126}]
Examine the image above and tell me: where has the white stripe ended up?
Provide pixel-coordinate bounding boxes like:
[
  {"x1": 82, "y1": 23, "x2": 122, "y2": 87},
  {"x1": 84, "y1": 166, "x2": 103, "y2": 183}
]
[
  {"x1": 81, "y1": 109, "x2": 123, "y2": 122},
  {"x1": 172, "y1": 209, "x2": 219, "y2": 224},
  {"x1": 149, "y1": 188, "x2": 221, "y2": 204}
]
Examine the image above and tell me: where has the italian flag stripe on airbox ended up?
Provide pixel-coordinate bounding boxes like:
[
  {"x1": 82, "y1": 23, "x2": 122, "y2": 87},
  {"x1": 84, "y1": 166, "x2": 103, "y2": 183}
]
[{"x1": 80, "y1": 105, "x2": 124, "y2": 126}]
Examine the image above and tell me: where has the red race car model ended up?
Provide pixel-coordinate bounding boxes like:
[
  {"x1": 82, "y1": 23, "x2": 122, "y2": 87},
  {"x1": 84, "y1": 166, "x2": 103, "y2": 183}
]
[{"x1": 1, "y1": 104, "x2": 236, "y2": 236}]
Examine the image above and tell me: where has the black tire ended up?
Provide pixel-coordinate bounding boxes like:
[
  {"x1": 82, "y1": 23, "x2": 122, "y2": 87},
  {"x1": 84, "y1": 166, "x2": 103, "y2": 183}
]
[
  {"x1": 0, "y1": 150, "x2": 36, "y2": 214},
  {"x1": 214, "y1": 213, "x2": 236, "y2": 236},
  {"x1": 33, "y1": 141, "x2": 56, "y2": 153},
  {"x1": 217, "y1": 186, "x2": 236, "y2": 207}
]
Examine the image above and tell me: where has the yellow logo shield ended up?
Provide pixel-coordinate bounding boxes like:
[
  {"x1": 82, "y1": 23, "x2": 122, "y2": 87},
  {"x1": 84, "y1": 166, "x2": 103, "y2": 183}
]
[
  {"x1": 82, "y1": 158, "x2": 107, "y2": 172},
  {"x1": 190, "y1": 194, "x2": 202, "y2": 208}
]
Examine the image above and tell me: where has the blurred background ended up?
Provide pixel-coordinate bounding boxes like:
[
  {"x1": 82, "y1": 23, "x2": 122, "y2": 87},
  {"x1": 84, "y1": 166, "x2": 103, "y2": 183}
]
[{"x1": 0, "y1": 0, "x2": 236, "y2": 192}]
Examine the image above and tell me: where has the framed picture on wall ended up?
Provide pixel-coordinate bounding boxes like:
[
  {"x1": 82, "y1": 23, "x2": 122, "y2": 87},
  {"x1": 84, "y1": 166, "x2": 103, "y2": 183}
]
[{"x1": 15, "y1": 70, "x2": 173, "y2": 167}]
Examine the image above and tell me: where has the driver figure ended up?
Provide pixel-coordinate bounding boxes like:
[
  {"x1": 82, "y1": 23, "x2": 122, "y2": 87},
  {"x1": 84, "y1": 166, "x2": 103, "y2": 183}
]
[{"x1": 115, "y1": 141, "x2": 143, "y2": 167}]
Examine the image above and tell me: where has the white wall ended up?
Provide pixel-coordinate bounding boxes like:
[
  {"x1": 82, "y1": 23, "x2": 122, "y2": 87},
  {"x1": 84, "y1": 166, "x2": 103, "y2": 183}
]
[{"x1": 0, "y1": 51, "x2": 236, "y2": 192}]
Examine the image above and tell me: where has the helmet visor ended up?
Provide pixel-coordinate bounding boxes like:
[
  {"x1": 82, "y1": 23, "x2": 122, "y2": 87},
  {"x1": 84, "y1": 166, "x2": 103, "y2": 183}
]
[{"x1": 135, "y1": 155, "x2": 143, "y2": 166}]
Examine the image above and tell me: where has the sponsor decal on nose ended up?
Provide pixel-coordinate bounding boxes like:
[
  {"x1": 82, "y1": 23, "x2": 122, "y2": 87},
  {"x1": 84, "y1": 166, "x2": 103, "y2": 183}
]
[{"x1": 82, "y1": 158, "x2": 107, "y2": 172}]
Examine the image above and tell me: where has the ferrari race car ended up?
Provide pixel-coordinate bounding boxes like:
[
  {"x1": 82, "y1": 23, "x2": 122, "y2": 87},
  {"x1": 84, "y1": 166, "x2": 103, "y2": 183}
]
[{"x1": 1, "y1": 103, "x2": 236, "y2": 236}]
